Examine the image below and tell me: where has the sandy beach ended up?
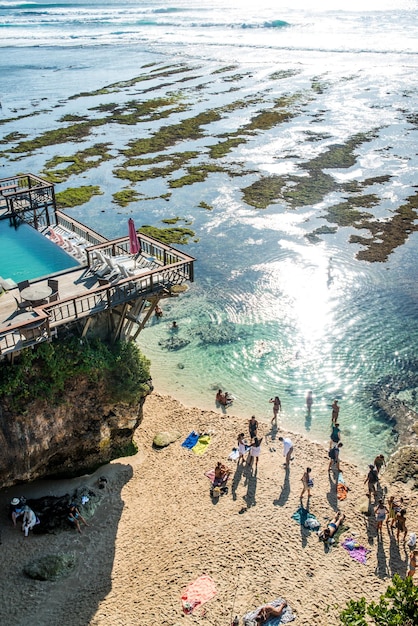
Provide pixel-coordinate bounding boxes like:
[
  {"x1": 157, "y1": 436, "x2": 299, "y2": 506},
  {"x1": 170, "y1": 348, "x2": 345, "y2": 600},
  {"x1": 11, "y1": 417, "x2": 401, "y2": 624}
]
[{"x1": 0, "y1": 391, "x2": 416, "y2": 626}]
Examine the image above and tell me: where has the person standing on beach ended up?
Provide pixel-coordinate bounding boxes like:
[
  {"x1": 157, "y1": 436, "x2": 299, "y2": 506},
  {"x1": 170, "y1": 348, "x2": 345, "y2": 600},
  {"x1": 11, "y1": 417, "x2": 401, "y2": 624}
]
[
  {"x1": 237, "y1": 433, "x2": 247, "y2": 464},
  {"x1": 278, "y1": 436, "x2": 293, "y2": 468},
  {"x1": 407, "y1": 549, "x2": 417, "y2": 578},
  {"x1": 331, "y1": 400, "x2": 340, "y2": 424},
  {"x1": 396, "y1": 508, "x2": 408, "y2": 543},
  {"x1": 374, "y1": 499, "x2": 388, "y2": 535},
  {"x1": 328, "y1": 442, "x2": 343, "y2": 472},
  {"x1": 248, "y1": 415, "x2": 258, "y2": 441},
  {"x1": 300, "y1": 467, "x2": 313, "y2": 499},
  {"x1": 306, "y1": 390, "x2": 313, "y2": 412},
  {"x1": 364, "y1": 464, "x2": 379, "y2": 500},
  {"x1": 374, "y1": 454, "x2": 386, "y2": 475},
  {"x1": 269, "y1": 396, "x2": 281, "y2": 425},
  {"x1": 247, "y1": 436, "x2": 263, "y2": 470}
]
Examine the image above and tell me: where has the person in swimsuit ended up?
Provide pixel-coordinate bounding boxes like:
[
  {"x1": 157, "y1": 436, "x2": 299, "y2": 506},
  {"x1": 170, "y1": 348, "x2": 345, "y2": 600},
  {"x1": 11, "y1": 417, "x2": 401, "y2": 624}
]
[
  {"x1": 330, "y1": 423, "x2": 341, "y2": 447},
  {"x1": 331, "y1": 400, "x2": 340, "y2": 424},
  {"x1": 319, "y1": 511, "x2": 346, "y2": 542},
  {"x1": 68, "y1": 504, "x2": 89, "y2": 534},
  {"x1": 374, "y1": 454, "x2": 386, "y2": 474},
  {"x1": 306, "y1": 390, "x2": 313, "y2": 412},
  {"x1": 213, "y1": 462, "x2": 230, "y2": 486},
  {"x1": 395, "y1": 508, "x2": 408, "y2": 543},
  {"x1": 407, "y1": 549, "x2": 417, "y2": 578},
  {"x1": 269, "y1": 396, "x2": 281, "y2": 425},
  {"x1": 253, "y1": 601, "x2": 287, "y2": 624},
  {"x1": 237, "y1": 433, "x2": 247, "y2": 464},
  {"x1": 374, "y1": 499, "x2": 388, "y2": 533},
  {"x1": 300, "y1": 467, "x2": 313, "y2": 499},
  {"x1": 248, "y1": 415, "x2": 258, "y2": 441},
  {"x1": 247, "y1": 437, "x2": 262, "y2": 469}
]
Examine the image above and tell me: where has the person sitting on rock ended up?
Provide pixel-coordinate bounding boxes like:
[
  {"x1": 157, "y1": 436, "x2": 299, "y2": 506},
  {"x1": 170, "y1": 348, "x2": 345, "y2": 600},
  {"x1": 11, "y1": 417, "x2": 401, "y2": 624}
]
[
  {"x1": 22, "y1": 506, "x2": 38, "y2": 537},
  {"x1": 68, "y1": 504, "x2": 89, "y2": 534}
]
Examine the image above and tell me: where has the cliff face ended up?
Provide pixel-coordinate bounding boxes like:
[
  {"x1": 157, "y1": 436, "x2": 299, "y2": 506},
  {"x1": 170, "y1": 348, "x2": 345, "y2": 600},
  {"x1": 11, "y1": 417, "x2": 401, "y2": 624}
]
[{"x1": 0, "y1": 375, "x2": 144, "y2": 489}]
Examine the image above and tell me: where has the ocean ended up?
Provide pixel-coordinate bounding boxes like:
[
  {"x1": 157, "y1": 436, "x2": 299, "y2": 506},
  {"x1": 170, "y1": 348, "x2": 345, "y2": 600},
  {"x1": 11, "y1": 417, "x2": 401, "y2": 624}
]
[{"x1": 1, "y1": 0, "x2": 418, "y2": 465}]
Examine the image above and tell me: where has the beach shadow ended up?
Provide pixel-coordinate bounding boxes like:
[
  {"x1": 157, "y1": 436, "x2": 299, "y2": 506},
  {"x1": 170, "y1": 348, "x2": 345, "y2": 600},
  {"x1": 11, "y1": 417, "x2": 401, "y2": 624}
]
[
  {"x1": 273, "y1": 466, "x2": 290, "y2": 507},
  {"x1": 265, "y1": 423, "x2": 278, "y2": 443},
  {"x1": 0, "y1": 462, "x2": 133, "y2": 626},
  {"x1": 326, "y1": 472, "x2": 338, "y2": 510},
  {"x1": 375, "y1": 532, "x2": 389, "y2": 579},
  {"x1": 388, "y1": 531, "x2": 408, "y2": 577},
  {"x1": 231, "y1": 462, "x2": 245, "y2": 501},
  {"x1": 299, "y1": 499, "x2": 311, "y2": 548},
  {"x1": 366, "y1": 504, "x2": 377, "y2": 546},
  {"x1": 243, "y1": 466, "x2": 257, "y2": 509}
]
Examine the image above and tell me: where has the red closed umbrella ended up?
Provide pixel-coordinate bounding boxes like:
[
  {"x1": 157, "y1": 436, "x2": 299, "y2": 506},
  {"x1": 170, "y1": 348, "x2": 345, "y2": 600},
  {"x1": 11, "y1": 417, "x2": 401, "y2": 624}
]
[{"x1": 128, "y1": 218, "x2": 141, "y2": 255}]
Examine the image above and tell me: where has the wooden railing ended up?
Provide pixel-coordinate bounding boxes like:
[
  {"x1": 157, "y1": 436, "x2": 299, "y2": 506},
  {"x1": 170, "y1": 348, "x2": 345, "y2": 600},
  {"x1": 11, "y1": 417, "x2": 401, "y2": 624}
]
[
  {"x1": 0, "y1": 260, "x2": 194, "y2": 357},
  {"x1": 55, "y1": 211, "x2": 108, "y2": 247}
]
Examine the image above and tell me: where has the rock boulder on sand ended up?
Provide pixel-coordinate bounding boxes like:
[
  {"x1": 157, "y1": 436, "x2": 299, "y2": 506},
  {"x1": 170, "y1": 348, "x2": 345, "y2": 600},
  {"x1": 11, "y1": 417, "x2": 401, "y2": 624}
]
[{"x1": 153, "y1": 430, "x2": 181, "y2": 448}]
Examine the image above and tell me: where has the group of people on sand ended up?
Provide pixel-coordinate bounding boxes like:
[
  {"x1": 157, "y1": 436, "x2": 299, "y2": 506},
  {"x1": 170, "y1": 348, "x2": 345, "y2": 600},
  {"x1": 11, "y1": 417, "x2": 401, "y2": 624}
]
[{"x1": 9, "y1": 496, "x2": 88, "y2": 536}]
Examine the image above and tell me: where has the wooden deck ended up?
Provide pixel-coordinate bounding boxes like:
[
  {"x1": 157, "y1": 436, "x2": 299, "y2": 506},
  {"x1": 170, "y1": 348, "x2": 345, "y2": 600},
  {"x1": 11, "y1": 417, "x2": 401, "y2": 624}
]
[{"x1": 0, "y1": 235, "x2": 195, "y2": 358}]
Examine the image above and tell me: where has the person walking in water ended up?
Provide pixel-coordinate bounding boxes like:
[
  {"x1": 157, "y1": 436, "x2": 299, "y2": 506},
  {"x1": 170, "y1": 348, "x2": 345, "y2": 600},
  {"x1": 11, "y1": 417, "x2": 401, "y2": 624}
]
[
  {"x1": 331, "y1": 400, "x2": 340, "y2": 424},
  {"x1": 306, "y1": 390, "x2": 313, "y2": 412},
  {"x1": 269, "y1": 396, "x2": 281, "y2": 425}
]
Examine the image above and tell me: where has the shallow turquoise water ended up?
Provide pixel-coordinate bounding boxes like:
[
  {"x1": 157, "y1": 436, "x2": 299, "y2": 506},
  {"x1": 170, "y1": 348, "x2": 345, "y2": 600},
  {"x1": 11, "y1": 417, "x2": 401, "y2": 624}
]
[
  {"x1": 1, "y1": 0, "x2": 418, "y2": 467},
  {"x1": 0, "y1": 220, "x2": 79, "y2": 282}
]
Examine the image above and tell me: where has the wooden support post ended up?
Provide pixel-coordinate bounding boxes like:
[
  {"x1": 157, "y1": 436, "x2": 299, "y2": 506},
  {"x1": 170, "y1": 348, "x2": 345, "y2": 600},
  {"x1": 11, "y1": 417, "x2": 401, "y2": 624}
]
[{"x1": 113, "y1": 302, "x2": 129, "y2": 342}]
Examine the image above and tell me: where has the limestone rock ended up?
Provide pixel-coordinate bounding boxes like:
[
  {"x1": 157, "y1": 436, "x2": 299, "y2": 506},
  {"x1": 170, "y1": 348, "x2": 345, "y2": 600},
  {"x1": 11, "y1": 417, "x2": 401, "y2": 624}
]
[
  {"x1": 24, "y1": 552, "x2": 77, "y2": 581},
  {"x1": 153, "y1": 430, "x2": 181, "y2": 448},
  {"x1": 0, "y1": 376, "x2": 146, "y2": 489},
  {"x1": 386, "y1": 445, "x2": 418, "y2": 489}
]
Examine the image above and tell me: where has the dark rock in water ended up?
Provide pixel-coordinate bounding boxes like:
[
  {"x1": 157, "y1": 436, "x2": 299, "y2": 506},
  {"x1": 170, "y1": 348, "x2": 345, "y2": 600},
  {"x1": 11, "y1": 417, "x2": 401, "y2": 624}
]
[
  {"x1": 158, "y1": 336, "x2": 190, "y2": 351},
  {"x1": 193, "y1": 321, "x2": 240, "y2": 346},
  {"x1": 177, "y1": 363, "x2": 185, "y2": 369},
  {"x1": 24, "y1": 552, "x2": 76, "y2": 581}
]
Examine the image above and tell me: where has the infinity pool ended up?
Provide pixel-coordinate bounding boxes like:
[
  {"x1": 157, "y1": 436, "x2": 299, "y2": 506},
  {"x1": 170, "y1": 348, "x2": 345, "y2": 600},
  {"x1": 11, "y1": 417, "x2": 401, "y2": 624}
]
[{"x1": 0, "y1": 219, "x2": 79, "y2": 282}]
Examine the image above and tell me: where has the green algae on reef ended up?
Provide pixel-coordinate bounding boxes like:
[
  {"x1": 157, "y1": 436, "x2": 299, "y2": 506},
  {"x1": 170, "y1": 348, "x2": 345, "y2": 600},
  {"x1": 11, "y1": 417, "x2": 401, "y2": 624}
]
[
  {"x1": 113, "y1": 151, "x2": 199, "y2": 183},
  {"x1": 42, "y1": 143, "x2": 113, "y2": 184},
  {"x1": 112, "y1": 188, "x2": 141, "y2": 208},
  {"x1": 139, "y1": 225, "x2": 196, "y2": 245},
  {"x1": 169, "y1": 164, "x2": 227, "y2": 188},
  {"x1": 69, "y1": 64, "x2": 195, "y2": 100},
  {"x1": 198, "y1": 201, "x2": 213, "y2": 211},
  {"x1": 55, "y1": 185, "x2": 103, "y2": 209}
]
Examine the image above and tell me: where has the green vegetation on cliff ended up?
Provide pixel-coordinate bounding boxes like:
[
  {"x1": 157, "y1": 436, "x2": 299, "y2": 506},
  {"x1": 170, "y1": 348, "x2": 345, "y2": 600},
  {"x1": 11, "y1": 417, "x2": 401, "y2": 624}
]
[{"x1": 0, "y1": 337, "x2": 151, "y2": 410}]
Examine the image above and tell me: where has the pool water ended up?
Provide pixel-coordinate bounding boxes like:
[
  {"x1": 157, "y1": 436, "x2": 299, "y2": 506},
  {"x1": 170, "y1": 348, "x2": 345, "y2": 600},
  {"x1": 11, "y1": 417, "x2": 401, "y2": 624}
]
[{"x1": 0, "y1": 219, "x2": 79, "y2": 282}]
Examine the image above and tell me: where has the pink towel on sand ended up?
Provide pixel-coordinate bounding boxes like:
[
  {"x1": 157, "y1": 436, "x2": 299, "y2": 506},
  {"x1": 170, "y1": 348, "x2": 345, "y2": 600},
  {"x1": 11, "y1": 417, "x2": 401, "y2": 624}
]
[
  {"x1": 181, "y1": 574, "x2": 217, "y2": 614},
  {"x1": 205, "y1": 469, "x2": 215, "y2": 482}
]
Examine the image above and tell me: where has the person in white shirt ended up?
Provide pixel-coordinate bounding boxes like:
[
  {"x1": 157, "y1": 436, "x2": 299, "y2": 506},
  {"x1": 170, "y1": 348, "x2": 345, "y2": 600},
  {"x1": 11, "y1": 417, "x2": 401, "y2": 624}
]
[
  {"x1": 278, "y1": 436, "x2": 294, "y2": 468},
  {"x1": 22, "y1": 506, "x2": 37, "y2": 537}
]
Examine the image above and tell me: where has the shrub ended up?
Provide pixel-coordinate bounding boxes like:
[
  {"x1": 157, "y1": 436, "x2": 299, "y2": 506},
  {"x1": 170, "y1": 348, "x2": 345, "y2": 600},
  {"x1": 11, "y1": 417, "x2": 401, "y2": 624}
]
[{"x1": 339, "y1": 575, "x2": 418, "y2": 626}]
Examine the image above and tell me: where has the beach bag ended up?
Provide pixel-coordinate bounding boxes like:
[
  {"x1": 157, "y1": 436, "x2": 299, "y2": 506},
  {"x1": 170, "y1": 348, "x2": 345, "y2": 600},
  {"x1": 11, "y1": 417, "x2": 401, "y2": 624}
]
[
  {"x1": 304, "y1": 518, "x2": 320, "y2": 530},
  {"x1": 407, "y1": 532, "x2": 417, "y2": 549},
  {"x1": 307, "y1": 478, "x2": 314, "y2": 488}
]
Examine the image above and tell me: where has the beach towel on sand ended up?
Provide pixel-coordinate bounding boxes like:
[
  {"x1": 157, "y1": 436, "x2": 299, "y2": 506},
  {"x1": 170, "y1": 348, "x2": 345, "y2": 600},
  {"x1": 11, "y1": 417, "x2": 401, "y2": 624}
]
[
  {"x1": 243, "y1": 597, "x2": 295, "y2": 625},
  {"x1": 228, "y1": 448, "x2": 240, "y2": 461},
  {"x1": 342, "y1": 537, "x2": 369, "y2": 564},
  {"x1": 192, "y1": 434, "x2": 211, "y2": 456},
  {"x1": 291, "y1": 506, "x2": 318, "y2": 528},
  {"x1": 181, "y1": 431, "x2": 200, "y2": 449},
  {"x1": 181, "y1": 574, "x2": 217, "y2": 614},
  {"x1": 205, "y1": 469, "x2": 215, "y2": 482},
  {"x1": 337, "y1": 472, "x2": 349, "y2": 500}
]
